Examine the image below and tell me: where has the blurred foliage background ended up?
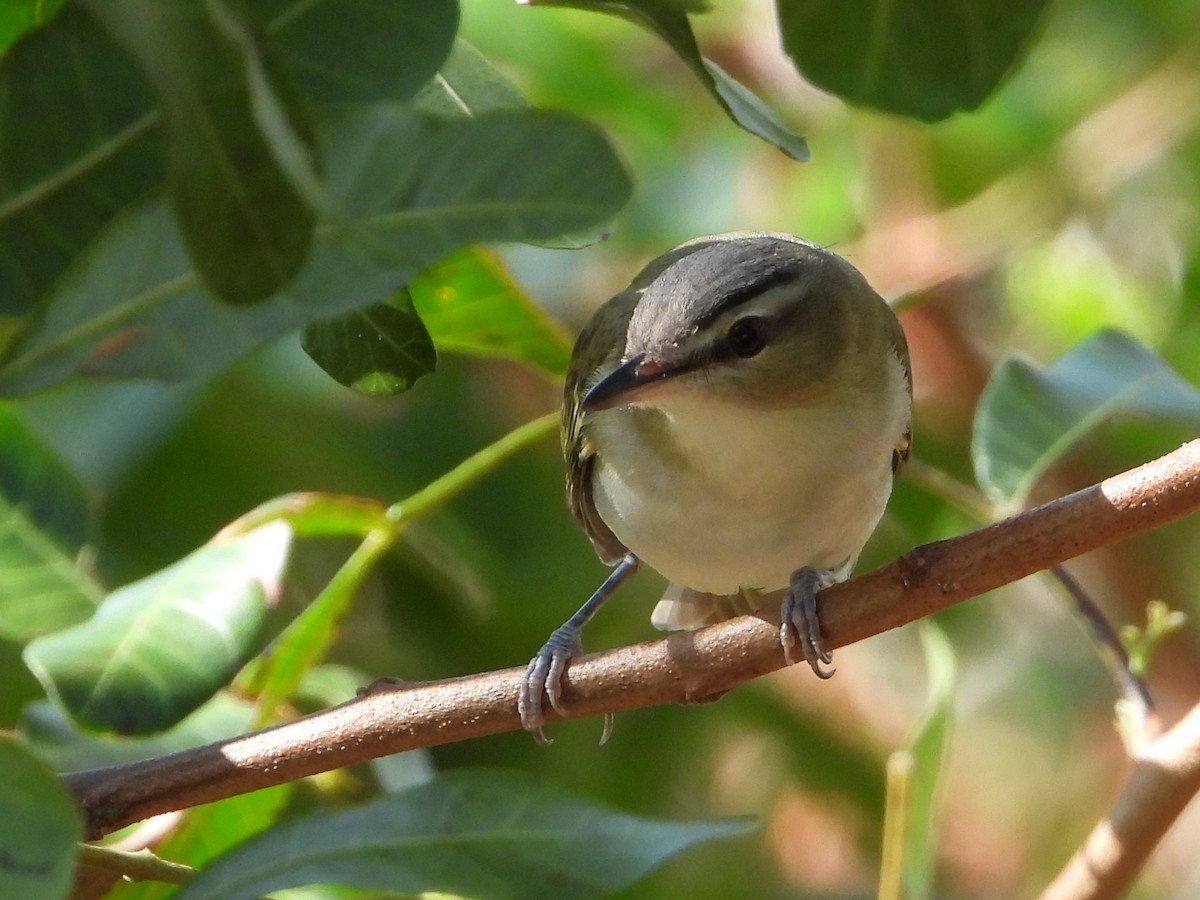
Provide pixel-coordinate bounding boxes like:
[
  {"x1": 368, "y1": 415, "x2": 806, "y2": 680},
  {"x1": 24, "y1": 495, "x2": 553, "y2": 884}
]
[{"x1": 4, "y1": 0, "x2": 1200, "y2": 897}]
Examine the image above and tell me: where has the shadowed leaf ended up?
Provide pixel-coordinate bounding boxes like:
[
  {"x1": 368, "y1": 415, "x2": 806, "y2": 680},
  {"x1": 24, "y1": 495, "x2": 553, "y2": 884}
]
[{"x1": 175, "y1": 769, "x2": 754, "y2": 900}]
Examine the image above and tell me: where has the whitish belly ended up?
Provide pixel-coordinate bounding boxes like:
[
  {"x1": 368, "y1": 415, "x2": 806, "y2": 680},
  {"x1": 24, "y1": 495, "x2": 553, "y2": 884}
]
[{"x1": 590, "y1": 401, "x2": 896, "y2": 594}]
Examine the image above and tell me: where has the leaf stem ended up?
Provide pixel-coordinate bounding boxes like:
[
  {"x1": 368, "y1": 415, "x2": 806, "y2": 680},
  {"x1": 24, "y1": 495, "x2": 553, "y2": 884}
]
[{"x1": 386, "y1": 410, "x2": 559, "y2": 525}]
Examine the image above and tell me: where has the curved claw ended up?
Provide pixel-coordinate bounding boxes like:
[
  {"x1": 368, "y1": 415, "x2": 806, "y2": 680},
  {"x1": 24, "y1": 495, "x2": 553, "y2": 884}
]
[
  {"x1": 780, "y1": 567, "x2": 836, "y2": 679},
  {"x1": 518, "y1": 627, "x2": 583, "y2": 745}
]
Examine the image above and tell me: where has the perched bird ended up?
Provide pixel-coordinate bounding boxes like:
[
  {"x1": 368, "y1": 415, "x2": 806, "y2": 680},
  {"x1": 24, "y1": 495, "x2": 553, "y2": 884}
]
[{"x1": 518, "y1": 233, "x2": 912, "y2": 744}]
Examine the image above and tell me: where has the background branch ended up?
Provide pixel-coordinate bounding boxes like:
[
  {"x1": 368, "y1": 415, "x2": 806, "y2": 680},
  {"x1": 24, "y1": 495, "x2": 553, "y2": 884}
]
[
  {"x1": 66, "y1": 440, "x2": 1200, "y2": 842},
  {"x1": 1040, "y1": 699, "x2": 1200, "y2": 900}
]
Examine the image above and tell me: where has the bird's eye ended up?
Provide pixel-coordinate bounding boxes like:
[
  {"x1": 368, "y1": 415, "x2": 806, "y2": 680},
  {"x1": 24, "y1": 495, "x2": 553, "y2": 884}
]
[{"x1": 727, "y1": 316, "x2": 768, "y2": 358}]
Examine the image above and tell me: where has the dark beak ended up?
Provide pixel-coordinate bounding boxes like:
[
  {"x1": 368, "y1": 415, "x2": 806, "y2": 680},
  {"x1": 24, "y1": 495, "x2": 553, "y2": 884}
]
[{"x1": 582, "y1": 354, "x2": 677, "y2": 411}]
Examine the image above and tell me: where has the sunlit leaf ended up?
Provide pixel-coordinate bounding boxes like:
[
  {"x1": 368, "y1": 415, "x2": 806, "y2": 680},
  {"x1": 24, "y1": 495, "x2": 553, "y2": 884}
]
[
  {"x1": 301, "y1": 291, "x2": 437, "y2": 396},
  {"x1": 0, "y1": 0, "x2": 68, "y2": 51},
  {"x1": 524, "y1": 0, "x2": 809, "y2": 159},
  {"x1": 777, "y1": 0, "x2": 1049, "y2": 120},
  {"x1": 0, "y1": 737, "x2": 80, "y2": 900},
  {"x1": 23, "y1": 523, "x2": 292, "y2": 734},
  {"x1": 175, "y1": 769, "x2": 754, "y2": 900},
  {"x1": 0, "y1": 109, "x2": 630, "y2": 395},
  {"x1": 0, "y1": 406, "x2": 102, "y2": 641},
  {"x1": 222, "y1": 492, "x2": 390, "y2": 539},
  {"x1": 410, "y1": 246, "x2": 573, "y2": 377},
  {"x1": 973, "y1": 329, "x2": 1200, "y2": 508}
]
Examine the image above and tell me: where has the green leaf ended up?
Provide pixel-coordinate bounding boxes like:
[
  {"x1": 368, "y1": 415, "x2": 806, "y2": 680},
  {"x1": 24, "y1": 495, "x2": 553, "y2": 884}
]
[
  {"x1": 412, "y1": 38, "x2": 528, "y2": 116},
  {"x1": 0, "y1": 4, "x2": 160, "y2": 321},
  {"x1": 776, "y1": 0, "x2": 1049, "y2": 121},
  {"x1": 0, "y1": 406, "x2": 103, "y2": 641},
  {"x1": 84, "y1": 0, "x2": 318, "y2": 305},
  {"x1": 972, "y1": 329, "x2": 1200, "y2": 509},
  {"x1": 0, "y1": 109, "x2": 631, "y2": 394},
  {"x1": 0, "y1": 0, "x2": 457, "y2": 324},
  {"x1": 23, "y1": 522, "x2": 292, "y2": 734},
  {"x1": 175, "y1": 769, "x2": 754, "y2": 900},
  {"x1": 901, "y1": 622, "x2": 956, "y2": 900},
  {"x1": 301, "y1": 291, "x2": 438, "y2": 396},
  {"x1": 20, "y1": 693, "x2": 253, "y2": 772},
  {"x1": 268, "y1": 0, "x2": 458, "y2": 104},
  {"x1": 0, "y1": 0, "x2": 68, "y2": 51},
  {"x1": 0, "y1": 737, "x2": 81, "y2": 900},
  {"x1": 526, "y1": 0, "x2": 809, "y2": 160},
  {"x1": 410, "y1": 246, "x2": 573, "y2": 377}
]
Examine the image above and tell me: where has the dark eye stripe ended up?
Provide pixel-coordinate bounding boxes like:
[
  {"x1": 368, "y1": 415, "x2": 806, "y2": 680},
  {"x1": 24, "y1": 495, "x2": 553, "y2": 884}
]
[{"x1": 693, "y1": 265, "x2": 802, "y2": 330}]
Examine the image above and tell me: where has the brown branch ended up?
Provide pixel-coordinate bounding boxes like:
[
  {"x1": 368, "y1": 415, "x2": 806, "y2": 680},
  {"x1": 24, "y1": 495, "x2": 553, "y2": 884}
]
[
  {"x1": 1039, "y1": 699, "x2": 1200, "y2": 900},
  {"x1": 66, "y1": 439, "x2": 1200, "y2": 841}
]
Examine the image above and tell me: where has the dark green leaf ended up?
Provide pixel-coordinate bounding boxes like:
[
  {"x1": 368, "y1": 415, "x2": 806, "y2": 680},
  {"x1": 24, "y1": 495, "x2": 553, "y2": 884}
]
[
  {"x1": 0, "y1": 0, "x2": 68, "y2": 51},
  {"x1": 175, "y1": 769, "x2": 754, "y2": 900},
  {"x1": 301, "y1": 292, "x2": 437, "y2": 396},
  {"x1": 0, "y1": 406, "x2": 102, "y2": 641},
  {"x1": 0, "y1": 0, "x2": 457, "y2": 326},
  {"x1": 0, "y1": 737, "x2": 81, "y2": 900},
  {"x1": 85, "y1": 0, "x2": 317, "y2": 305},
  {"x1": 777, "y1": 0, "x2": 1049, "y2": 121},
  {"x1": 973, "y1": 329, "x2": 1200, "y2": 508},
  {"x1": 0, "y1": 4, "x2": 160, "y2": 321},
  {"x1": 0, "y1": 109, "x2": 631, "y2": 394},
  {"x1": 271, "y1": 0, "x2": 458, "y2": 104},
  {"x1": 410, "y1": 246, "x2": 573, "y2": 377},
  {"x1": 527, "y1": 0, "x2": 809, "y2": 159},
  {"x1": 23, "y1": 523, "x2": 291, "y2": 734}
]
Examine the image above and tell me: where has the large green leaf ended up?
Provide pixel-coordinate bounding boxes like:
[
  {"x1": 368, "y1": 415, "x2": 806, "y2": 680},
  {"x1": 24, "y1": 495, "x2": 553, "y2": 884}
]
[
  {"x1": 23, "y1": 522, "x2": 292, "y2": 734},
  {"x1": 412, "y1": 38, "x2": 528, "y2": 116},
  {"x1": 0, "y1": 736, "x2": 81, "y2": 900},
  {"x1": 0, "y1": 4, "x2": 160, "y2": 322},
  {"x1": 299, "y1": 42, "x2": 565, "y2": 396},
  {"x1": 0, "y1": 109, "x2": 631, "y2": 394},
  {"x1": 85, "y1": 0, "x2": 318, "y2": 305},
  {"x1": 776, "y1": 0, "x2": 1049, "y2": 121},
  {"x1": 0, "y1": 406, "x2": 102, "y2": 641},
  {"x1": 972, "y1": 329, "x2": 1200, "y2": 509},
  {"x1": 264, "y1": 0, "x2": 459, "y2": 104},
  {"x1": 0, "y1": 0, "x2": 457, "y2": 324},
  {"x1": 526, "y1": 0, "x2": 809, "y2": 160},
  {"x1": 175, "y1": 769, "x2": 754, "y2": 900}
]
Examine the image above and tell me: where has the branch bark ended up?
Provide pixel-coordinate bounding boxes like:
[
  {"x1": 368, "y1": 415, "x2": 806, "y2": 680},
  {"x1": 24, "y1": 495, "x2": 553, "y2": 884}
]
[
  {"x1": 1040, "y1": 699, "x2": 1200, "y2": 900},
  {"x1": 66, "y1": 439, "x2": 1200, "y2": 843}
]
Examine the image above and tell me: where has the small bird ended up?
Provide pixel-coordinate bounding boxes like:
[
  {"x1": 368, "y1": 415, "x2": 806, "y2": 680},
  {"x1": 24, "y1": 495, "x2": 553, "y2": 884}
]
[{"x1": 518, "y1": 233, "x2": 912, "y2": 744}]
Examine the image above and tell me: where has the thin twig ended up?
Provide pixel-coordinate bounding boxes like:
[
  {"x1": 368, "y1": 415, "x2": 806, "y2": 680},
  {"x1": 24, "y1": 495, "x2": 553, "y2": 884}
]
[
  {"x1": 1049, "y1": 564, "x2": 1160, "y2": 743},
  {"x1": 64, "y1": 440, "x2": 1200, "y2": 843}
]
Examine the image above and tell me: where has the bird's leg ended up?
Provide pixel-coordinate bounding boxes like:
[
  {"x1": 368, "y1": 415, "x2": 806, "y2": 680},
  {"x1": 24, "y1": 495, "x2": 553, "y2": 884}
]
[
  {"x1": 780, "y1": 566, "x2": 835, "y2": 678},
  {"x1": 519, "y1": 553, "x2": 640, "y2": 745}
]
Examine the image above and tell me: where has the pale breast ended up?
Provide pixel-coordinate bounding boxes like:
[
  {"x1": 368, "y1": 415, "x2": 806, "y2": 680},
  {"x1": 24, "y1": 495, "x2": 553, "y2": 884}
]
[{"x1": 589, "y1": 356, "x2": 909, "y2": 595}]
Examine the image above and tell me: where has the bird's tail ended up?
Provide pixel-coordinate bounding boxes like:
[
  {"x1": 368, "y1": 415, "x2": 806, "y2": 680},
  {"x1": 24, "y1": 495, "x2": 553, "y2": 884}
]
[{"x1": 650, "y1": 584, "x2": 781, "y2": 631}]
